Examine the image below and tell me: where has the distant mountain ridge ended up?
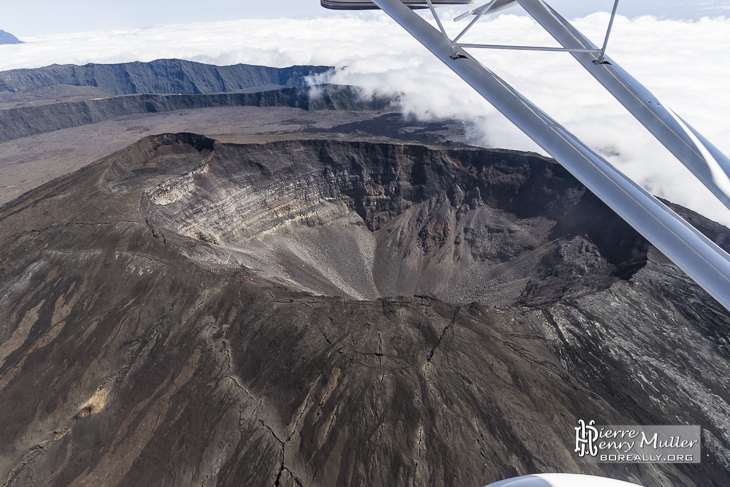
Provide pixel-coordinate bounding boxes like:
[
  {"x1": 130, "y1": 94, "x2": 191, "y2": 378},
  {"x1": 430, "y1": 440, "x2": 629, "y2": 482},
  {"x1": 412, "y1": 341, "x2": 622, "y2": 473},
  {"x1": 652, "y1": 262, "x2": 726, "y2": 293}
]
[
  {"x1": 0, "y1": 85, "x2": 391, "y2": 142},
  {"x1": 0, "y1": 30, "x2": 23, "y2": 45},
  {"x1": 0, "y1": 59, "x2": 331, "y2": 95}
]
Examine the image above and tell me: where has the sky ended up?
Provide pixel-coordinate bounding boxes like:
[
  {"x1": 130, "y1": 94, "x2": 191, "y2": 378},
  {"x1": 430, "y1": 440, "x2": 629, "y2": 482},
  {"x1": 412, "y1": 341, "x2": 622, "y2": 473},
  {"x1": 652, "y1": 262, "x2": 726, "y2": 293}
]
[
  {"x1": 1, "y1": 1, "x2": 730, "y2": 224},
  {"x1": 2, "y1": 0, "x2": 730, "y2": 37}
]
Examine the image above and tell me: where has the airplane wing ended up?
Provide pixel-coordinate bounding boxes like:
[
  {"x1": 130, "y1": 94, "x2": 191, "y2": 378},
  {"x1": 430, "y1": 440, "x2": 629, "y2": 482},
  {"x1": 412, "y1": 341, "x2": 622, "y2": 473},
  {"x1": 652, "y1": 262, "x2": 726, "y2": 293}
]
[{"x1": 367, "y1": 0, "x2": 730, "y2": 311}]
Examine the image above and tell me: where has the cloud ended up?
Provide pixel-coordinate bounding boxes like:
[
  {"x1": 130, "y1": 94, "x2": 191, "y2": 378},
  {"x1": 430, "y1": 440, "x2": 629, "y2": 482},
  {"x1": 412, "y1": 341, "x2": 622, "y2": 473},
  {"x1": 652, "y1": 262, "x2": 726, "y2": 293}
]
[{"x1": 1, "y1": 11, "x2": 729, "y2": 225}]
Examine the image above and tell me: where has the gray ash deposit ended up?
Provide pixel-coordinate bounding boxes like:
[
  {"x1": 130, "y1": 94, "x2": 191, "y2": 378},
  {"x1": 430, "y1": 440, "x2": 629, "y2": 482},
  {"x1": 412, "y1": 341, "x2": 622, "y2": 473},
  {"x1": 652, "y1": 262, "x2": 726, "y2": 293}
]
[{"x1": 0, "y1": 133, "x2": 729, "y2": 486}]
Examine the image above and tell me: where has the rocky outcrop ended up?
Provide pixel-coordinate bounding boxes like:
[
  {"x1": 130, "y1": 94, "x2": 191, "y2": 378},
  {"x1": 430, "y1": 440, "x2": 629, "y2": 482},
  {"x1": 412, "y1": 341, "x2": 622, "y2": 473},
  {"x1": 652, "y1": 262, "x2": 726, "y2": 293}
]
[
  {"x1": 0, "y1": 134, "x2": 728, "y2": 487},
  {"x1": 0, "y1": 59, "x2": 328, "y2": 95},
  {"x1": 0, "y1": 85, "x2": 391, "y2": 141},
  {"x1": 0, "y1": 30, "x2": 22, "y2": 45}
]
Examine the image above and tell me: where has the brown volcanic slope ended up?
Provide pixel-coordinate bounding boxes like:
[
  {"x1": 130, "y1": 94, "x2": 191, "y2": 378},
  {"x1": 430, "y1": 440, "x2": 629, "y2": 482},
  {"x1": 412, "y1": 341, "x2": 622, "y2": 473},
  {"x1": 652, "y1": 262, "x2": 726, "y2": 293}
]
[{"x1": 0, "y1": 133, "x2": 729, "y2": 487}]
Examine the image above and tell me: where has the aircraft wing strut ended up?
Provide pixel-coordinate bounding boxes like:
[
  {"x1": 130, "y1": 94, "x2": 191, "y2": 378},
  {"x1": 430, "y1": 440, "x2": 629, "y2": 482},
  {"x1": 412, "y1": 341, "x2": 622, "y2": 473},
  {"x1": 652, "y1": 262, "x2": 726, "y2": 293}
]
[
  {"x1": 370, "y1": 0, "x2": 730, "y2": 311},
  {"x1": 516, "y1": 0, "x2": 730, "y2": 210}
]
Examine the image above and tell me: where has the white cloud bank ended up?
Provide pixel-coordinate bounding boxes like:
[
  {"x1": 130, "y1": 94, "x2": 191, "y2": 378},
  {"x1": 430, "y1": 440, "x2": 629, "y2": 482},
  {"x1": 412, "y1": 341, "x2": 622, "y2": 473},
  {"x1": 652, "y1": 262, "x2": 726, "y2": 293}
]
[{"x1": 1, "y1": 11, "x2": 729, "y2": 225}]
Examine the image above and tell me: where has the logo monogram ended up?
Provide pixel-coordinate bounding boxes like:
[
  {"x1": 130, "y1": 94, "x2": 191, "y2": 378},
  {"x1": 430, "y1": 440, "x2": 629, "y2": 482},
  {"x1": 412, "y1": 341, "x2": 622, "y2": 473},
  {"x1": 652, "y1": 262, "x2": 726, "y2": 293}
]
[{"x1": 575, "y1": 419, "x2": 599, "y2": 457}]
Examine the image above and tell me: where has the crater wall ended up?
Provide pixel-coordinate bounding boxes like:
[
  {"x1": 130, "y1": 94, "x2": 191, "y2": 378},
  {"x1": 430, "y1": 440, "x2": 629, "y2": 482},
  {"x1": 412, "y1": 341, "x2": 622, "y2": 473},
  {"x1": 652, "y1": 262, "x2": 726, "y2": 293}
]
[{"x1": 123, "y1": 134, "x2": 652, "y2": 305}]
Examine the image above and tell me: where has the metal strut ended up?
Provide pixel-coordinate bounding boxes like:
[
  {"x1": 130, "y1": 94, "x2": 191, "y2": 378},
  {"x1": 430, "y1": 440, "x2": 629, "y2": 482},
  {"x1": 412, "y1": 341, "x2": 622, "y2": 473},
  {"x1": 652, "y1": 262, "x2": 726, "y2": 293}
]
[
  {"x1": 417, "y1": 0, "x2": 730, "y2": 211},
  {"x1": 596, "y1": 0, "x2": 620, "y2": 64},
  {"x1": 516, "y1": 0, "x2": 730, "y2": 211}
]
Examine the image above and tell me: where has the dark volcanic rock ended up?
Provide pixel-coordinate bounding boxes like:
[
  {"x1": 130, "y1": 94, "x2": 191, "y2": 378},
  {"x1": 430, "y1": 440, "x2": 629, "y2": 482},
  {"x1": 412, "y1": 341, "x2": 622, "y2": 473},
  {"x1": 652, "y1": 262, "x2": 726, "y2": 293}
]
[
  {"x1": 0, "y1": 30, "x2": 22, "y2": 45},
  {"x1": 321, "y1": 112, "x2": 465, "y2": 145},
  {"x1": 0, "y1": 134, "x2": 728, "y2": 487},
  {"x1": 0, "y1": 59, "x2": 329, "y2": 95},
  {"x1": 0, "y1": 85, "x2": 391, "y2": 141}
]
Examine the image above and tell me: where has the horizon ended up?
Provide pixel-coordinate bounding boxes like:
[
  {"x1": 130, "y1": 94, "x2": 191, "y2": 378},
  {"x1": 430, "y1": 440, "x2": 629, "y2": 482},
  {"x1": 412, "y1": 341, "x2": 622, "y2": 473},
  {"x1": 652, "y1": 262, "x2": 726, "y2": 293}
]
[
  {"x1": 2, "y1": 0, "x2": 729, "y2": 37},
  {"x1": 1, "y1": 4, "x2": 729, "y2": 227}
]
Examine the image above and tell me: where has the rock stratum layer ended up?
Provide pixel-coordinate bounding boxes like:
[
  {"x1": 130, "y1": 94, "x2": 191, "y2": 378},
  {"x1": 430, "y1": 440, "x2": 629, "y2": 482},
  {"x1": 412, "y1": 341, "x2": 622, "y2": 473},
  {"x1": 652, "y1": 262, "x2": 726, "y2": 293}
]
[{"x1": 0, "y1": 134, "x2": 729, "y2": 487}]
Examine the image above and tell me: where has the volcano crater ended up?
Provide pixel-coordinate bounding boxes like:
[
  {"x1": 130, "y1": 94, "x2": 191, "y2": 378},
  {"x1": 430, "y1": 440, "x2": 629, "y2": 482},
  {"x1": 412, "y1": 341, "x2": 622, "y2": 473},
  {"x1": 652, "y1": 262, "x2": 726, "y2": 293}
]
[{"x1": 112, "y1": 133, "x2": 650, "y2": 305}]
